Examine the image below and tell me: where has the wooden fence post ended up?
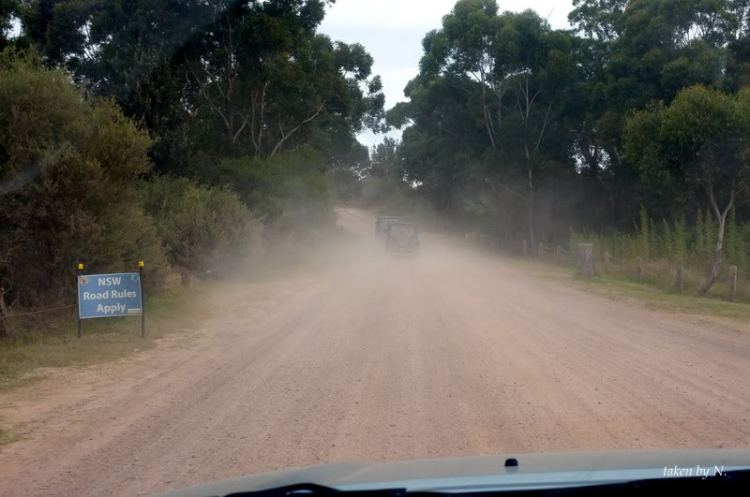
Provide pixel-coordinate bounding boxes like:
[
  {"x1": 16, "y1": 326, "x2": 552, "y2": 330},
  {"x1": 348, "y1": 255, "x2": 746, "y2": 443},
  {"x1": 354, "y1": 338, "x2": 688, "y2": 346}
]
[
  {"x1": 577, "y1": 243, "x2": 595, "y2": 278},
  {"x1": 604, "y1": 252, "x2": 610, "y2": 273},
  {"x1": 729, "y1": 265, "x2": 738, "y2": 302},
  {"x1": 539, "y1": 242, "x2": 544, "y2": 258},
  {"x1": 636, "y1": 257, "x2": 643, "y2": 281},
  {"x1": 556, "y1": 246, "x2": 561, "y2": 265},
  {"x1": 674, "y1": 266, "x2": 683, "y2": 292},
  {"x1": 522, "y1": 239, "x2": 528, "y2": 257}
]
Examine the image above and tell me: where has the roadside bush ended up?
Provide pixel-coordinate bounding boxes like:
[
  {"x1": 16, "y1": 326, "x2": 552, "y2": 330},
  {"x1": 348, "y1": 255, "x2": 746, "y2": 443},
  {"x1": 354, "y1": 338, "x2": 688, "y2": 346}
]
[
  {"x1": 203, "y1": 146, "x2": 335, "y2": 249},
  {"x1": 569, "y1": 205, "x2": 750, "y2": 274},
  {"x1": 143, "y1": 176, "x2": 262, "y2": 278},
  {"x1": 328, "y1": 166, "x2": 362, "y2": 205},
  {"x1": 0, "y1": 50, "x2": 168, "y2": 311}
]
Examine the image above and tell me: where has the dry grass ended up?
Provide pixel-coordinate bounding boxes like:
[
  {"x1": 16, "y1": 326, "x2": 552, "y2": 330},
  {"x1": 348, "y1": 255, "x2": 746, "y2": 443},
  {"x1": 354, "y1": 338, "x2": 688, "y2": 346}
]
[
  {"x1": 0, "y1": 284, "x2": 213, "y2": 389},
  {"x1": 477, "y1": 246, "x2": 750, "y2": 324},
  {"x1": 0, "y1": 427, "x2": 24, "y2": 447}
]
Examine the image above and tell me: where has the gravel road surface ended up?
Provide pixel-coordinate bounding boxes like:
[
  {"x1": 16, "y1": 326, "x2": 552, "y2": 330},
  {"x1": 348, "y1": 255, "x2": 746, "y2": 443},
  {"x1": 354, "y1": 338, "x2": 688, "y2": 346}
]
[{"x1": 1, "y1": 208, "x2": 750, "y2": 496}]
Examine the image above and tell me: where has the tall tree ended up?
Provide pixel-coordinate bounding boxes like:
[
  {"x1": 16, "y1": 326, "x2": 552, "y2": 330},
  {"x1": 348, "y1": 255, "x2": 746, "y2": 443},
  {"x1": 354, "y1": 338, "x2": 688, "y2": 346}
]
[
  {"x1": 568, "y1": 0, "x2": 741, "y2": 226},
  {"x1": 401, "y1": 2, "x2": 578, "y2": 243},
  {"x1": 0, "y1": 0, "x2": 16, "y2": 51},
  {"x1": 387, "y1": 75, "x2": 487, "y2": 228},
  {"x1": 18, "y1": 0, "x2": 385, "y2": 166},
  {"x1": 626, "y1": 85, "x2": 750, "y2": 292}
]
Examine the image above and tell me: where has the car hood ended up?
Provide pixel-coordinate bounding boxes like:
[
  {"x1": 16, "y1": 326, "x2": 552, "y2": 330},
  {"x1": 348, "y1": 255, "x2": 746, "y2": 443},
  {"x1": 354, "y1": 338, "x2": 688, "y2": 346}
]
[{"x1": 155, "y1": 450, "x2": 750, "y2": 496}]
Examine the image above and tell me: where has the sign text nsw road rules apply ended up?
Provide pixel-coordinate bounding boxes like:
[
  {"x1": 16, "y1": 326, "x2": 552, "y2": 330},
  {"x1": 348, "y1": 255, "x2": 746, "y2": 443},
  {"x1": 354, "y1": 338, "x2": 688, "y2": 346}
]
[{"x1": 78, "y1": 273, "x2": 143, "y2": 319}]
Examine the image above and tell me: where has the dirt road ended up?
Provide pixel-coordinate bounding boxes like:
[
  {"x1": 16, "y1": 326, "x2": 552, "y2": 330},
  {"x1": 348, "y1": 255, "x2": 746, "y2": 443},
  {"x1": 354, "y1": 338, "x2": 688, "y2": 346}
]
[{"x1": 2, "y1": 208, "x2": 750, "y2": 496}]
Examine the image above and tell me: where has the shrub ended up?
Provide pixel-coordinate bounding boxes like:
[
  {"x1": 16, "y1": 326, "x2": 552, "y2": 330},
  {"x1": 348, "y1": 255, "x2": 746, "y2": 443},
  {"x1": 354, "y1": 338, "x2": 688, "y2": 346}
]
[
  {"x1": 143, "y1": 176, "x2": 262, "y2": 278},
  {"x1": 673, "y1": 214, "x2": 688, "y2": 265},
  {"x1": 638, "y1": 204, "x2": 649, "y2": 260},
  {"x1": 204, "y1": 147, "x2": 335, "y2": 248},
  {"x1": 0, "y1": 50, "x2": 168, "y2": 309}
]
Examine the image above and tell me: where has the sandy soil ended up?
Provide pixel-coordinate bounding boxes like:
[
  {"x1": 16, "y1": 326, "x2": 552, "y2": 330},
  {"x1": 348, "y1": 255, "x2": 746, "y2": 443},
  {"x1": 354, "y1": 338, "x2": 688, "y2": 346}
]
[{"x1": 1, "y1": 208, "x2": 750, "y2": 496}]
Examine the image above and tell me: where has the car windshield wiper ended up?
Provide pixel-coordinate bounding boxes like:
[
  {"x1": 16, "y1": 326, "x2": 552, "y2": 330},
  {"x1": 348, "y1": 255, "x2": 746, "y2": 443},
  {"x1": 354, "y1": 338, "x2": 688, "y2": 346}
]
[
  {"x1": 226, "y1": 483, "x2": 412, "y2": 497},
  {"x1": 221, "y1": 470, "x2": 750, "y2": 497}
]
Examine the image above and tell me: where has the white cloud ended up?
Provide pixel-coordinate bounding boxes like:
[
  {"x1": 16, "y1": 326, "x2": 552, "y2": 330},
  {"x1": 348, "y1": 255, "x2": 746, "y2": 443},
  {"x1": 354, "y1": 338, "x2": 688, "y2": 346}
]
[{"x1": 322, "y1": 0, "x2": 458, "y2": 30}]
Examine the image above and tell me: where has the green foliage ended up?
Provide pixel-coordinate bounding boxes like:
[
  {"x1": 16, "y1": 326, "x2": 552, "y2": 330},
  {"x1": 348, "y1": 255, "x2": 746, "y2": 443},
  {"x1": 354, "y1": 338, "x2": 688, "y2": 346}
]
[
  {"x1": 12, "y1": 0, "x2": 750, "y2": 309},
  {"x1": 206, "y1": 147, "x2": 334, "y2": 233},
  {"x1": 0, "y1": 51, "x2": 168, "y2": 307},
  {"x1": 328, "y1": 166, "x2": 362, "y2": 205},
  {"x1": 628, "y1": 87, "x2": 750, "y2": 213},
  {"x1": 674, "y1": 214, "x2": 688, "y2": 265},
  {"x1": 704, "y1": 208, "x2": 716, "y2": 262},
  {"x1": 567, "y1": 209, "x2": 750, "y2": 269},
  {"x1": 726, "y1": 206, "x2": 738, "y2": 265},
  {"x1": 20, "y1": 0, "x2": 385, "y2": 167},
  {"x1": 694, "y1": 209, "x2": 705, "y2": 261},
  {"x1": 739, "y1": 223, "x2": 750, "y2": 270},
  {"x1": 626, "y1": 84, "x2": 750, "y2": 290},
  {"x1": 143, "y1": 176, "x2": 261, "y2": 277},
  {"x1": 649, "y1": 217, "x2": 657, "y2": 257},
  {"x1": 396, "y1": 3, "x2": 579, "y2": 241},
  {"x1": 639, "y1": 205, "x2": 650, "y2": 260},
  {"x1": 661, "y1": 219, "x2": 673, "y2": 260},
  {"x1": 386, "y1": 75, "x2": 484, "y2": 219},
  {"x1": 0, "y1": 0, "x2": 16, "y2": 51}
]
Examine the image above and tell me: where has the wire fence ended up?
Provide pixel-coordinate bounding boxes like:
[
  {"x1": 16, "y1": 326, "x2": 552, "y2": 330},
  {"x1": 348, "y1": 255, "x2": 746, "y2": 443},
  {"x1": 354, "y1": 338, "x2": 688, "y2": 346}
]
[
  {"x1": 0, "y1": 303, "x2": 76, "y2": 321},
  {"x1": 607, "y1": 260, "x2": 626, "y2": 271},
  {"x1": 0, "y1": 268, "x2": 211, "y2": 333},
  {"x1": 461, "y1": 235, "x2": 581, "y2": 266},
  {"x1": 640, "y1": 259, "x2": 669, "y2": 278},
  {"x1": 462, "y1": 232, "x2": 749, "y2": 302}
]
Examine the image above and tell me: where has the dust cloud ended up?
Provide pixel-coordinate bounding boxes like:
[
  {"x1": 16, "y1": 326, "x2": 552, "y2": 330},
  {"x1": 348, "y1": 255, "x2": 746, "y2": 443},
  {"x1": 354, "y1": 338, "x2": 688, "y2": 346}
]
[{"x1": 2, "y1": 208, "x2": 750, "y2": 496}]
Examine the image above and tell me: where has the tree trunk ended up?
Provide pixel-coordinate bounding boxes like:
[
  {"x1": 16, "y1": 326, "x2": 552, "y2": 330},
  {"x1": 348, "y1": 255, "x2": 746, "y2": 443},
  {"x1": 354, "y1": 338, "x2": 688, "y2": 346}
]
[
  {"x1": 0, "y1": 291, "x2": 14, "y2": 339},
  {"x1": 225, "y1": 112, "x2": 233, "y2": 141},
  {"x1": 699, "y1": 184, "x2": 735, "y2": 294},
  {"x1": 698, "y1": 216, "x2": 725, "y2": 294},
  {"x1": 225, "y1": 83, "x2": 234, "y2": 142}
]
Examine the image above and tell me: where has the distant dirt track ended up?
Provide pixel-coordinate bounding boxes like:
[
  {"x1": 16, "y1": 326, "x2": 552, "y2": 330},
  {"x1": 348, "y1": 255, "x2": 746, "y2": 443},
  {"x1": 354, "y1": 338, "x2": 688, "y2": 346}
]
[{"x1": 2, "y1": 208, "x2": 750, "y2": 496}]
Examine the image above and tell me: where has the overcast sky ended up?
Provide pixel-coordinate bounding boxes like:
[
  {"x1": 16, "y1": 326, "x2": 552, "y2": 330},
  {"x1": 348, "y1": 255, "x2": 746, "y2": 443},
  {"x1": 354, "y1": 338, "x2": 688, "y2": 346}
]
[{"x1": 319, "y1": 0, "x2": 574, "y2": 148}]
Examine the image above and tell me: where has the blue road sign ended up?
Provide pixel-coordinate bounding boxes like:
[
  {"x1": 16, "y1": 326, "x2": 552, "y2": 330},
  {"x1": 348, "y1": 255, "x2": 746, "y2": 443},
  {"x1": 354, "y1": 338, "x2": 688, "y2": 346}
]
[{"x1": 78, "y1": 272, "x2": 143, "y2": 319}]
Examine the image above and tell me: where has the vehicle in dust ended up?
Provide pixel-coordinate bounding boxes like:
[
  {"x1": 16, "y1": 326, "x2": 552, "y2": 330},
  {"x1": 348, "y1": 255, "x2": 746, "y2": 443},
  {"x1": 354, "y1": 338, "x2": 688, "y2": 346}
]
[
  {"x1": 385, "y1": 222, "x2": 420, "y2": 255},
  {"x1": 375, "y1": 215, "x2": 399, "y2": 236}
]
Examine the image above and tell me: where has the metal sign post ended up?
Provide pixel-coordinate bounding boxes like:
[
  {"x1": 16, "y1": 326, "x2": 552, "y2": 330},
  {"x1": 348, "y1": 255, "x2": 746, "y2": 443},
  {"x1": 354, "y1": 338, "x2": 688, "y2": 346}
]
[
  {"x1": 77, "y1": 263, "x2": 83, "y2": 339},
  {"x1": 139, "y1": 261, "x2": 146, "y2": 338}
]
